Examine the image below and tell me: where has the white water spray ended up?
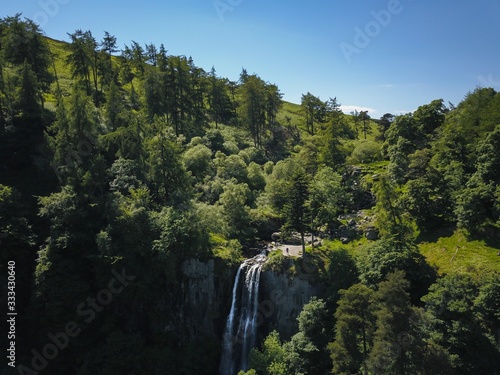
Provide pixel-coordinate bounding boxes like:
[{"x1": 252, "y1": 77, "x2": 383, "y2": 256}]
[{"x1": 219, "y1": 254, "x2": 267, "y2": 375}]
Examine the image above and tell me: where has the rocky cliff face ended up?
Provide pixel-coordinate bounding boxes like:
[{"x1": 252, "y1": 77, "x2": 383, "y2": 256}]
[
  {"x1": 174, "y1": 258, "x2": 236, "y2": 340},
  {"x1": 174, "y1": 257, "x2": 319, "y2": 344},
  {"x1": 259, "y1": 269, "x2": 319, "y2": 340}
]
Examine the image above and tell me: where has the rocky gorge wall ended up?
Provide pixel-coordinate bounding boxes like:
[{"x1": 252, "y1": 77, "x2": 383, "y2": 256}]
[
  {"x1": 173, "y1": 258, "x2": 236, "y2": 340},
  {"x1": 259, "y1": 269, "x2": 319, "y2": 340},
  {"x1": 173, "y1": 257, "x2": 320, "y2": 344}
]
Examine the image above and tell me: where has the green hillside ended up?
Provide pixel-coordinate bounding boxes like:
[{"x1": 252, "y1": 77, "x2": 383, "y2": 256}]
[{"x1": 10, "y1": 31, "x2": 500, "y2": 278}]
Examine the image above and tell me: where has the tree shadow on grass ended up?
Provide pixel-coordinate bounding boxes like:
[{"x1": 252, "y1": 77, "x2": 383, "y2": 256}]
[
  {"x1": 470, "y1": 224, "x2": 500, "y2": 249},
  {"x1": 415, "y1": 226, "x2": 456, "y2": 245}
]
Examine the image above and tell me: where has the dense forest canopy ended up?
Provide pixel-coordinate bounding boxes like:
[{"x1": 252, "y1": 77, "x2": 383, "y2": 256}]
[{"x1": 1, "y1": 14, "x2": 499, "y2": 375}]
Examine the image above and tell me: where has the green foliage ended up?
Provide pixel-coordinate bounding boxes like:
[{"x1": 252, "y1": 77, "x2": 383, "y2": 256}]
[
  {"x1": 288, "y1": 297, "x2": 332, "y2": 374},
  {"x1": 263, "y1": 250, "x2": 292, "y2": 274},
  {"x1": 0, "y1": 14, "x2": 53, "y2": 89},
  {"x1": 367, "y1": 271, "x2": 420, "y2": 374},
  {"x1": 413, "y1": 98, "x2": 447, "y2": 135},
  {"x1": 248, "y1": 331, "x2": 287, "y2": 375},
  {"x1": 183, "y1": 143, "x2": 213, "y2": 179},
  {"x1": 212, "y1": 236, "x2": 244, "y2": 265},
  {"x1": 66, "y1": 29, "x2": 99, "y2": 96},
  {"x1": 309, "y1": 166, "x2": 346, "y2": 232},
  {"x1": 330, "y1": 284, "x2": 375, "y2": 374},
  {"x1": 218, "y1": 180, "x2": 252, "y2": 239},
  {"x1": 318, "y1": 98, "x2": 350, "y2": 169},
  {"x1": 108, "y1": 158, "x2": 143, "y2": 194},
  {"x1": 216, "y1": 153, "x2": 248, "y2": 182},
  {"x1": 322, "y1": 249, "x2": 359, "y2": 307},
  {"x1": 455, "y1": 125, "x2": 500, "y2": 232},
  {"x1": 422, "y1": 274, "x2": 500, "y2": 372},
  {"x1": 247, "y1": 161, "x2": 266, "y2": 191},
  {"x1": 403, "y1": 165, "x2": 454, "y2": 231},
  {"x1": 373, "y1": 174, "x2": 413, "y2": 238},
  {"x1": 145, "y1": 119, "x2": 191, "y2": 204},
  {"x1": 143, "y1": 68, "x2": 166, "y2": 119},
  {"x1": 348, "y1": 140, "x2": 382, "y2": 164},
  {"x1": 237, "y1": 74, "x2": 283, "y2": 149},
  {"x1": 358, "y1": 237, "x2": 436, "y2": 304},
  {"x1": 208, "y1": 66, "x2": 234, "y2": 126},
  {"x1": 385, "y1": 113, "x2": 425, "y2": 184},
  {"x1": 265, "y1": 158, "x2": 304, "y2": 210},
  {"x1": 281, "y1": 170, "x2": 310, "y2": 253},
  {"x1": 301, "y1": 92, "x2": 325, "y2": 136},
  {"x1": 238, "y1": 369, "x2": 257, "y2": 375}
]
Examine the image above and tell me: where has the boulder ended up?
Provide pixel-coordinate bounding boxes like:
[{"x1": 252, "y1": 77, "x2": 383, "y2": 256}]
[
  {"x1": 340, "y1": 237, "x2": 351, "y2": 244},
  {"x1": 365, "y1": 228, "x2": 379, "y2": 241},
  {"x1": 271, "y1": 232, "x2": 281, "y2": 241},
  {"x1": 337, "y1": 225, "x2": 357, "y2": 239}
]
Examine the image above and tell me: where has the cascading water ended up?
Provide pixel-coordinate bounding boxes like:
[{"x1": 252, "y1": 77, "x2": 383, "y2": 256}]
[{"x1": 220, "y1": 254, "x2": 267, "y2": 375}]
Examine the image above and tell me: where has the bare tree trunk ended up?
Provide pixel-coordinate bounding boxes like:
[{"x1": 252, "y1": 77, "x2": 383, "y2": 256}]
[{"x1": 301, "y1": 231, "x2": 306, "y2": 257}]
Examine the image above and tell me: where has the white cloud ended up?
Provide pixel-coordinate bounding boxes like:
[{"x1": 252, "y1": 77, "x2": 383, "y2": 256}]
[{"x1": 340, "y1": 105, "x2": 377, "y2": 115}]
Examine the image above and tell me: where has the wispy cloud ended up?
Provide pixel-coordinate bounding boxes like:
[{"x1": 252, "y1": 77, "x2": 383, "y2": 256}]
[{"x1": 341, "y1": 105, "x2": 377, "y2": 115}]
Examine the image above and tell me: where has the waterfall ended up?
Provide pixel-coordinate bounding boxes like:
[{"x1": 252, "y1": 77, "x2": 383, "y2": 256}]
[{"x1": 220, "y1": 254, "x2": 267, "y2": 375}]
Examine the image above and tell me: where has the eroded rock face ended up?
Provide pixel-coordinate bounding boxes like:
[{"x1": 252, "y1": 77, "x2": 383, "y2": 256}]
[
  {"x1": 172, "y1": 258, "x2": 319, "y2": 346},
  {"x1": 365, "y1": 227, "x2": 379, "y2": 241},
  {"x1": 259, "y1": 270, "x2": 318, "y2": 340},
  {"x1": 173, "y1": 258, "x2": 236, "y2": 341}
]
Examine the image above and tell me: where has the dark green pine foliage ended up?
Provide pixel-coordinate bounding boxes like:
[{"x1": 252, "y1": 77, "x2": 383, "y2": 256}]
[
  {"x1": 0, "y1": 14, "x2": 54, "y2": 91},
  {"x1": 16, "y1": 60, "x2": 41, "y2": 120},
  {"x1": 287, "y1": 298, "x2": 332, "y2": 375},
  {"x1": 456, "y1": 124, "x2": 500, "y2": 232},
  {"x1": 330, "y1": 284, "x2": 375, "y2": 375},
  {"x1": 320, "y1": 97, "x2": 348, "y2": 169},
  {"x1": 240, "y1": 74, "x2": 267, "y2": 147},
  {"x1": 367, "y1": 271, "x2": 416, "y2": 374},
  {"x1": 422, "y1": 274, "x2": 500, "y2": 373},
  {"x1": 282, "y1": 170, "x2": 310, "y2": 255},
  {"x1": 66, "y1": 30, "x2": 97, "y2": 96},
  {"x1": 301, "y1": 92, "x2": 325, "y2": 136}
]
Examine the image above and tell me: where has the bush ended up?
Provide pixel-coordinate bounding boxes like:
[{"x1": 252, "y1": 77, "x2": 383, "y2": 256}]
[
  {"x1": 216, "y1": 154, "x2": 248, "y2": 182},
  {"x1": 183, "y1": 144, "x2": 213, "y2": 178},
  {"x1": 263, "y1": 251, "x2": 293, "y2": 274},
  {"x1": 223, "y1": 140, "x2": 240, "y2": 155},
  {"x1": 348, "y1": 140, "x2": 382, "y2": 164},
  {"x1": 212, "y1": 237, "x2": 244, "y2": 265}
]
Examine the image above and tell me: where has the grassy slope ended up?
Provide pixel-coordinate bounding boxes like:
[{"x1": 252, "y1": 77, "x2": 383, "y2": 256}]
[
  {"x1": 418, "y1": 230, "x2": 500, "y2": 276},
  {"x1": 45, "y1": 37, "x2": 73, "y2": 108}
]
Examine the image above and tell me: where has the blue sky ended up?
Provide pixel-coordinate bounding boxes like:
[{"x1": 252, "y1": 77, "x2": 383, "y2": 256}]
[{"x1": 2, "y1": 0, "x2": 500, "y2": 116}]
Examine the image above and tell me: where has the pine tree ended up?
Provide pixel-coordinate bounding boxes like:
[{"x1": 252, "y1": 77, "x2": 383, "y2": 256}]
[
  {"x1": 282, "y1": 170, "x2": 310, "y2": 255},
  {"x1": 330, "y1": 284, "x2": 375, "y2": 374},
  {"x1": 367, "y1": 271, "x2": 414, "y2": 374},
  {"x1": 239, "y1": 75, "x2": 267, "y2": 147}
]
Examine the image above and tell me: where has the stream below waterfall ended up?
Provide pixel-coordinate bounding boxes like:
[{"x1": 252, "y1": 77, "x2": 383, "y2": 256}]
[{"x1": 219, "y1": 254, "x2": 267, "y2": 375}]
